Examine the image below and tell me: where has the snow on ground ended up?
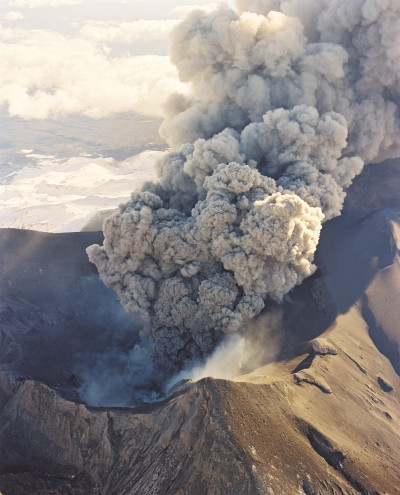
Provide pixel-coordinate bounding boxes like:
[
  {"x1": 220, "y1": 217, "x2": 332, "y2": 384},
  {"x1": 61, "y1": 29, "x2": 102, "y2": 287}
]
[{"x1": 0, "y1": 150, "x2": 162, "y2": 232}]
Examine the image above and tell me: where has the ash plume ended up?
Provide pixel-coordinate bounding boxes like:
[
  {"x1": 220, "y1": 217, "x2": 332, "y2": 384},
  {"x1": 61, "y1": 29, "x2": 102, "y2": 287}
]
[{"x1": 87, "y1": 0, "x2": 400, "y2": 374}]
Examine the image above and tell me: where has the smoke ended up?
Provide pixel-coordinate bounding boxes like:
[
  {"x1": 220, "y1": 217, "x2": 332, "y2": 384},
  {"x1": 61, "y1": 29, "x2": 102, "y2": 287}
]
[
  {"x1": 77, "y1": 343, "x2": 160, "y2": 407},
  {"x1": 167, "y1": 307, "x2": 283, "y2": 388},
  {"x1": 87, "y1": 0, "x2": 400, "y2": 376}
]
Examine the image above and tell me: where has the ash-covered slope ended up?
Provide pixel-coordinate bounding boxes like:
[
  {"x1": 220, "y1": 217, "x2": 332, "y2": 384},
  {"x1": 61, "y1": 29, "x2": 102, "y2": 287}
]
[{"x1": 0, "y1": 160, "x2": 400, "y2": 494}]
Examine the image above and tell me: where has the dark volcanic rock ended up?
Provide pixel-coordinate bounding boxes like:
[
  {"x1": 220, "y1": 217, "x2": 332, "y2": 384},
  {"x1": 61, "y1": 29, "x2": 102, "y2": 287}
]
[{"x1": 1, "y1": 364, "x2": 399, "y2": 494}]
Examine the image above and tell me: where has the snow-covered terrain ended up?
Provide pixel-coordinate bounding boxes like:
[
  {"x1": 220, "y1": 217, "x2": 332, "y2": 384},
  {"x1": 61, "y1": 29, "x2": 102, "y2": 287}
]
[{"x1": 0, "y1": 149, "x2": 162, "y2": 232}]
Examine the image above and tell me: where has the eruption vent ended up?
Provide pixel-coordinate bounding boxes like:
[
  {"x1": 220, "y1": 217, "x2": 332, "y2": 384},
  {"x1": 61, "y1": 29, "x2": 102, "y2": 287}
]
[{"x1": 87, "y1": 0, "x2": 400, "y2": 371}]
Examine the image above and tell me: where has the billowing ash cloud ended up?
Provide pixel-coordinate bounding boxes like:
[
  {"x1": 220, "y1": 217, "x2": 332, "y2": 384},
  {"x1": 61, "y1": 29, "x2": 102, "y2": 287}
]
[{"x1": 87, "y1": 0, "x2": 400, "y2": 373}]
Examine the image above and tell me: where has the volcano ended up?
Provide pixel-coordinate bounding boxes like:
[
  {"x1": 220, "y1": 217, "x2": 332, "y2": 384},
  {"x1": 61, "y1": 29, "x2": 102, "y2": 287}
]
[{"x1": 0, "y1": 158, "x2": 399, "y2": 494}]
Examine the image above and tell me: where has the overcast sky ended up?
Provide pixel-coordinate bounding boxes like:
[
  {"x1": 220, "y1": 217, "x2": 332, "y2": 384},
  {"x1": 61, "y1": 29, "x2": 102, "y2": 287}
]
[{"x1": 0, "y1": 0, "x2": 233, "y2": 119}]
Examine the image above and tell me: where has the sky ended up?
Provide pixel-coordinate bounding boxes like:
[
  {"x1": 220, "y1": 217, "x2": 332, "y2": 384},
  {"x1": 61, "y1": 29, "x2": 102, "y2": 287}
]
[
  {"x1": 0, "y1": 0, "x2": 231, "y2": 231},
  {"x1": 0, "y1": 0, "x2": 232, "y2": 119},
  {"x1": 1, "y1": 0, "x2": 398, "y2": 233}
]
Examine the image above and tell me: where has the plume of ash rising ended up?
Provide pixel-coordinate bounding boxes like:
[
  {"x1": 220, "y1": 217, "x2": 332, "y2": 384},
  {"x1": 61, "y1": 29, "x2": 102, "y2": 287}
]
[{"x1": 87, "y1": 0, "x2": 400, "y2": 373}]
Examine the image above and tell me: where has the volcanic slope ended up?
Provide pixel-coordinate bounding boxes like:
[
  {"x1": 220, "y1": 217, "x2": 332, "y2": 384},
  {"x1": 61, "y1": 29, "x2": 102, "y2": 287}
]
[{"x1": 0, "y1": 160, "x2": 400, "y2": 494}]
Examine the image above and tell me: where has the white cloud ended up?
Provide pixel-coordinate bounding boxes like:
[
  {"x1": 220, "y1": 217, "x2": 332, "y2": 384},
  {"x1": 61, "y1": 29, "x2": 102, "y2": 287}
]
[
  {"x1": 169, "y1": 2, "x2": 218, "y2": 18},
  {"x1": 0, "y1": 2, "x2": 231, "y2": 120},
  {"x1": 4, "y1": 11, "x2": 25, "y2": 20},
  {"x1": 79, "y1": 19, "x2": 180, "y2": 43},
  {"x1": 0, "y1": 25, "x2": 188, "y2": 119},
  {"x1": 8, "y1": 0, "x2": 81, "y2": 7}
]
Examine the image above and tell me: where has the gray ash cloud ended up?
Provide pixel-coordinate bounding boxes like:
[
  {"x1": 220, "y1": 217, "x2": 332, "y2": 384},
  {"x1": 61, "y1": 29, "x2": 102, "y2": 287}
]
[{"x1": 87, "y1": 0, "x2": 400, "y2": 373}]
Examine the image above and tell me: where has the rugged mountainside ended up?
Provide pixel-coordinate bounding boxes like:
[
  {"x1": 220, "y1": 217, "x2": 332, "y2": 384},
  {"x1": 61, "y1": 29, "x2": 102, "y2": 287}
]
[{"x1": 0, "y1": 160, "x2": 400, "y2": 494}]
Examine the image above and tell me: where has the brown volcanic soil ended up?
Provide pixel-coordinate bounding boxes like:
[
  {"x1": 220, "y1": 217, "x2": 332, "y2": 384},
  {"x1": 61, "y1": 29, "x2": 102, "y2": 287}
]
[{"x1": 0, "y1": 159, "x2": 400, "y2": 494}]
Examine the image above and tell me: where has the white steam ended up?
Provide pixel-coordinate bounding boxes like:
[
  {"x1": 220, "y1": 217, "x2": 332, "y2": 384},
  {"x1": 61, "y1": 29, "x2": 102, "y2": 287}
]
[
  {"x1": 168, "y1": 308, "x2": 283, "y2": 387},
  {"x1": 87, "y1": 0, "x2": 400, "y2": 373}
]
